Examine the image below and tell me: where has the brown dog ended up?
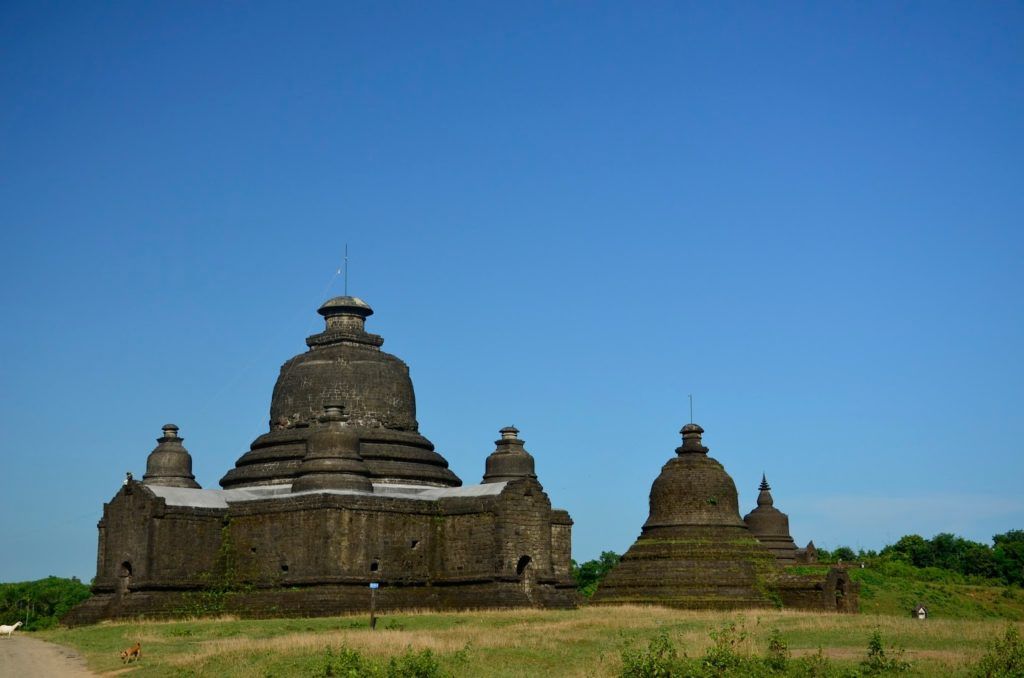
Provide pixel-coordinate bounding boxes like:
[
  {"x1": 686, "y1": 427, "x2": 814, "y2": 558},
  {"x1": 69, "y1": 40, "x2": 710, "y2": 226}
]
[{"x1": 120, "y1": 642, "x2": 141, "y2": 664}]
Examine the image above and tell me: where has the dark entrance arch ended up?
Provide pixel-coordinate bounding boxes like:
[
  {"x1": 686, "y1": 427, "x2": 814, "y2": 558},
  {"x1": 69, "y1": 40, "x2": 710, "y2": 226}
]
[{"x1": 117, "y1": 561, "x2": 133, "y2": 595}]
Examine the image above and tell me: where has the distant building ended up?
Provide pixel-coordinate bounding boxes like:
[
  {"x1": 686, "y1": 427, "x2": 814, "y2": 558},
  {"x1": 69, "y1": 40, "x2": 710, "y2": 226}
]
[
  {"x1": 912, "y1": 604, "x2": 928, "y2": 620},
  {"x1": 591, "y1": 424, "x2": 858, "y2": 612},
  {"x1": 795, "y1": 541, "x2": 818, "y2": 564}
]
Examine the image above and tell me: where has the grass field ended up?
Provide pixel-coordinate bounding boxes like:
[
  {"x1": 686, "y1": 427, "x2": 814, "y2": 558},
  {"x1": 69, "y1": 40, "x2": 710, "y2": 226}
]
[{"x1": 38, "y1": 604, "x2": 1023, "y2": 677}]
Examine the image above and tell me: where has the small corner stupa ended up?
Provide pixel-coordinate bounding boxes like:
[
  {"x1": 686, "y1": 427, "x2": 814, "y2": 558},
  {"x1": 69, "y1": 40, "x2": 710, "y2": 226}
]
[
  {"x1": 743, "y1": 474, "x2": 798, "y2": 564},
  {"x1": 591, "y1": 423, "x2": 778, "y2": 608}
]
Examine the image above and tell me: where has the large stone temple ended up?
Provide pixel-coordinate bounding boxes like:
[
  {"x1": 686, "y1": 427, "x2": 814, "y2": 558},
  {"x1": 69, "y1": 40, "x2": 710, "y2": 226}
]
[
  {"x1": 65, "y1": 297, "x2": 576, "y2": 624},
  {"x1": 592, "y1": 424, "x2": 857, "y2": 612}
]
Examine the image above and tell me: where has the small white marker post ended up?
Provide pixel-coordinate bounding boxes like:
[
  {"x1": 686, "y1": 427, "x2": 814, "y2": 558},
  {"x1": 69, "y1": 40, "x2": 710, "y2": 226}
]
[{"x1": 369, "y1": 581, "x2": 379, "y2": 629}]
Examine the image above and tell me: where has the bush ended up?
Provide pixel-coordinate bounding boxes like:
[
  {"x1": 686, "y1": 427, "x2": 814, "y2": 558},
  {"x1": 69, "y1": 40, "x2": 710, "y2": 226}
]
[
  {"x1": 318, "y1": 646, "x2": 451, "y2": 678},
  {"x1": 386, "y1": 649, "x2": 447, "y2": 678},
  {"x1": 970, "y1": 625, "x2": 1024, "y2": 678},
  {"x1": 702, "y1": 618, "x2": 748, "y2": 674},
  {"x1": 790, "y1": 646, "x2": 837, "y2": 677},
  {"x1": 764, "y1": 629, "x2": 789, "y2": 674},
  {"x1": 620, "y1": 630, "x2": 679, "y2": 678},
  {"x1": 318, "y1": 646, "x2": 375, "y2": 677},
  {"x1": 860, "y1": 628, "x2": 910, "y2": 675}
]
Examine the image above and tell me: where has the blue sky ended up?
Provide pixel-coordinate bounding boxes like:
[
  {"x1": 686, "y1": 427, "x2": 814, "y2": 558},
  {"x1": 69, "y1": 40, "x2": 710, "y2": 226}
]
[{"x1": 1, "y1": 2, "x2": 1022, "y2": 582}]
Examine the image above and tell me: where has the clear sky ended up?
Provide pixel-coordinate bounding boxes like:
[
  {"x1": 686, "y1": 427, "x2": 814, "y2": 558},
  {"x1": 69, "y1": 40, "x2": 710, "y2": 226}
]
[{"x1": 1, "y1": 2, "x2": 1022, "y2": 583}]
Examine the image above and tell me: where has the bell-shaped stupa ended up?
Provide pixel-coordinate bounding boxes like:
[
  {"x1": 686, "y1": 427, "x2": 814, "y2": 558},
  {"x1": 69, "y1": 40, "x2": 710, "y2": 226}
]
[
  {"x1": 291, "y1": 404, "x2": 373, "y2": 493},
  {"x1": 482, "y1": 426, "x2": 537, "y2": 483},
  {"x1": 743, "y1": 475, "x2": 798, "y2": 564},
  {"x1": 220, "y1": 296, "x2": 460, "y2": 488},
  {"x1": 592, "y1": 423, "x2": 777, "y2": 608},
  {"x1": 143, "y1": 424, "x2": 201, "y2": 489}
]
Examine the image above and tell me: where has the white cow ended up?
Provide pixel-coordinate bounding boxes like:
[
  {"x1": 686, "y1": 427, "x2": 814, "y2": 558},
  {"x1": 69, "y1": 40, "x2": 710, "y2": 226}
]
[{"x1": 0, "y1": 621, "x2": 23, "y2": 637}]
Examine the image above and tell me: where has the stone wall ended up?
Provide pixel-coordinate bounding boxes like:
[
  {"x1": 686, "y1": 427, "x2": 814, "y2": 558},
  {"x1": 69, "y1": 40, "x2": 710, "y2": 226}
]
[
  {"x1": 773, "y1": 567, "x2": 859, "y2": 613},
  {"x1": 67, "y1": 479, "x2": 576, "y2": 625}
]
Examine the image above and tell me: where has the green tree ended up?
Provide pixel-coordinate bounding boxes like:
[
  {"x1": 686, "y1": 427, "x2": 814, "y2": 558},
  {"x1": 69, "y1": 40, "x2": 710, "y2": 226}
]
[
  {"x1": 993, "y1": 530, "x2": 1024, "y2": 586},
  {"x1": 882, "y1": 534, "x2": 934, "y2": 568},
  {"x1": 571, "y1": 551, "x2": 620, "y2": 597},
  {"x1": 0, "y1": 577, "x2": 91, "y2": 631}
]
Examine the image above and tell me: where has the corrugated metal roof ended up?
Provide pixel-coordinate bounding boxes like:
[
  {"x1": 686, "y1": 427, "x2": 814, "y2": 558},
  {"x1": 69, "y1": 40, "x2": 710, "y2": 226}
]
[{"x1": 147, "y1": 481, "x2": 507, "y2": 508}]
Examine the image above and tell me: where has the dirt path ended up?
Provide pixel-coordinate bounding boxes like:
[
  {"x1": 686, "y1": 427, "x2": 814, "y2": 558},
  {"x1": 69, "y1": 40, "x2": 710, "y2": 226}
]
[{"x1": 0, "y1": 634, "x2": 96, "y2": 677}]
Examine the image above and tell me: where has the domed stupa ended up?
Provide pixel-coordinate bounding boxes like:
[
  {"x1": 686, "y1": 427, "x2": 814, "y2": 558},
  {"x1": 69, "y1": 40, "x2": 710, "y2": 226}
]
[
  {"x1": 68, "y1": 294, "x2": 577, "y2": 625},
  {"x1": 482, "y1": 426, "x2": 537, "y2": 483},
  {"x1": 743, "y1": 475, "x2": 798, "y2": 564},
  {"x1": 220, "y1": 296, "x2": 460, "y2": 488},
  {"x1": 142, "y1": 424, "x2": 200, "y2": 489},
  {"x1": 592, "y1": 423, "x2": 777, "y2": 608}
]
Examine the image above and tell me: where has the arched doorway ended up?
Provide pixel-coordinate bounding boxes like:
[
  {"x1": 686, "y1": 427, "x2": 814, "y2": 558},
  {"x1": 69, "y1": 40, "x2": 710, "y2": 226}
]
[
  {"x1": 118, "y1": 561, "x2": 133, "y2": 595},
  {"x1": 834, "y1": 576, "x2": 847, "y2": 611},
  {"x1": 516, "y1": 555, "x2": 536, "y2": 603}
]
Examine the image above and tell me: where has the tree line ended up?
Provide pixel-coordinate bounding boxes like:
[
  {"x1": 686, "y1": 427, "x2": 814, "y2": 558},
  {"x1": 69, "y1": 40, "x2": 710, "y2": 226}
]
[
  {"x1": 819, "y1": 530, "x2": 1024, "y2": 585},
  {"x1": 0, "y1": 576, "x2": 91, "y2": 630}
]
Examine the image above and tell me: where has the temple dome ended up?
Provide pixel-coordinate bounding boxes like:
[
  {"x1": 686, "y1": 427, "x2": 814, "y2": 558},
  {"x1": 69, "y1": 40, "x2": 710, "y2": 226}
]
[
  {"x1": 220, "y1": 297, "x2": 460, "y2": 489},
  {"x1": 592, "y1": 423, "x2": 777, "y2": 609},
  {"x1": 143, "y1": 424, "x2": 201, "y2": 489},
  {"x1": 482, "y1": 426, "x2": 537, "y2": 483},
  {"x1": 642, "y1": 424, "x2": 746, "y2": 535}
]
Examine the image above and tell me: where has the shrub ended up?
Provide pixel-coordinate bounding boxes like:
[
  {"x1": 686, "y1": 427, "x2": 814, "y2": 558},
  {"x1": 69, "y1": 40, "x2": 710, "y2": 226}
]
[
  {"x1": 970, "y1": 625, "x2": 1024, "y2": 678},
  {"x1": 860, "y1": 628, "x2": 910, "y2": 675},
  {"x1": 702, "y1": 618, "x2": 748, "y2": 674},
  {"x1": 318, "y1": 646, "x2": 376, "y2": 678},
  {"x1": 620, "y1": 630, "x2": 679, "y2": 678},
  {"x1": 790, "y1": 646, "x2": 837, "y2": 677},
  {"x1": 386, "y1": 648, "x2": 448, "y2": 678},
  {"x1": 764, "y1": 629, "x2": 789, "y2": 674}
]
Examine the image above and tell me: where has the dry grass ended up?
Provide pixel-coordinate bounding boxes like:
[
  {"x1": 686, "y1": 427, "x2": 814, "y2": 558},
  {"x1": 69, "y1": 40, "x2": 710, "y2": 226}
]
[{"x1": 41, "y1": 605, "x2": 1024, "y2": 677}]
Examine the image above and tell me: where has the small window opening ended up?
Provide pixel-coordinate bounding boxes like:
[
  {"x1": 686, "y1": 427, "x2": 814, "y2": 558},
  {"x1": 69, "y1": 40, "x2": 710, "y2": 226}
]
[
  {"x1": 516, "y1": 555, "x2": 532, "y2": 577},
  {"x1": 370, "y1": 560, "x2": 379, "y2": 572},
  {"x1": 119, "y1": 561, "x2": 133, "y2": 577},
  {"x1": 280, "y1": 563, "x2": 289, "y2": 573},
  {"x1": 410, "y1": 540, "x2": 419, "y2": 549}
]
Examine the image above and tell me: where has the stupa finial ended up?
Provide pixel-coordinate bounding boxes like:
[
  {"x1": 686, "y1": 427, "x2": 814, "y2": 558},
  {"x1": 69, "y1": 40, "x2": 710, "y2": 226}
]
[
  {"x1": 677, "y1": 423, "x2": 709, "y2": 455},
  {"x1": 756, "y1": 474, "x2": 774, "y2": 507}
]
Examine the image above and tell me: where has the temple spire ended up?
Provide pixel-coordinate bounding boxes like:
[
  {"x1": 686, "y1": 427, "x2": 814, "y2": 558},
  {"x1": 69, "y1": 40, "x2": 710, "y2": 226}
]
[{"x1": 756, "y1": 474, "x2": 774, "y2": 507}]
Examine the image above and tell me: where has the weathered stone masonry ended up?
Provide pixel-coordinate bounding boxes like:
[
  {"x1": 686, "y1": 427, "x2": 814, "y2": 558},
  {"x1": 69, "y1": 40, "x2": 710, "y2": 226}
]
[
  {"x1": 66, "y1": 297, "x2": 575, "y2": 624},
  {"x1": 592, "y1": 424, "x2": 858, "y2": 612}
]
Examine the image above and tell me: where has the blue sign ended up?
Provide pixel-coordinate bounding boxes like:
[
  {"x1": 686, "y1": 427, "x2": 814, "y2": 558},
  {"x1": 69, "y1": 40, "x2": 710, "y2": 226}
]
[{"x1": 369, "y1": 582, "x2": 379, "y2": 589}]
